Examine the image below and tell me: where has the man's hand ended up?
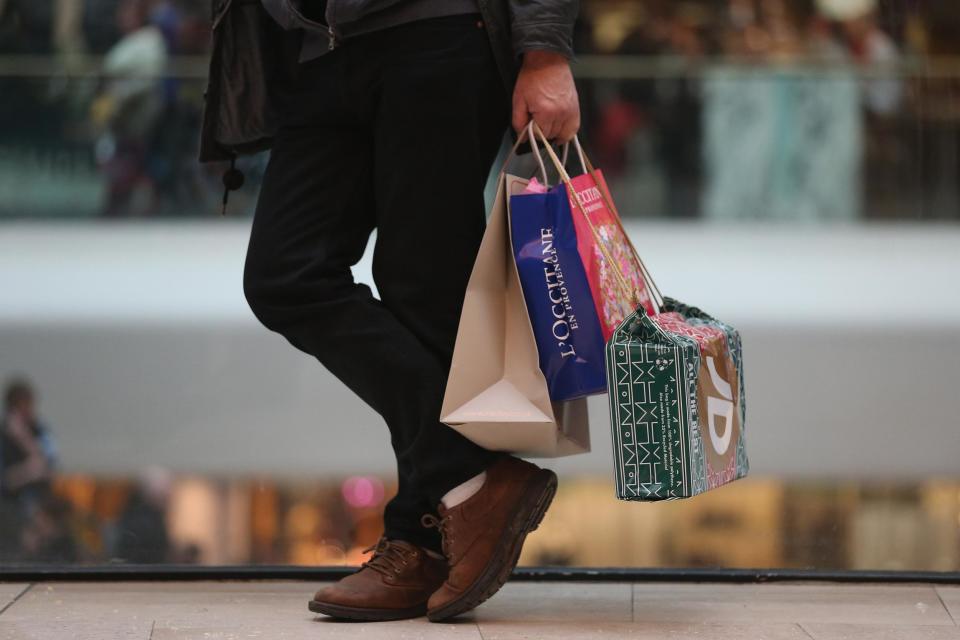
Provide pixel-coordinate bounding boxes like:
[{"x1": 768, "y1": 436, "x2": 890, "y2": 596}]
[{"x1": 512, "y1": 50, "x2": 580, "y2": 143}]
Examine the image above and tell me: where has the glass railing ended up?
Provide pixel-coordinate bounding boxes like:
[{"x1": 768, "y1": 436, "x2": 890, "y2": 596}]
[{"x1": 2, "y1": 52, "x2": 958, "y2": 576}]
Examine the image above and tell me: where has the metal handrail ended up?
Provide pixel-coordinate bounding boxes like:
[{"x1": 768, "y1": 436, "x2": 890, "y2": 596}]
[
  {"x1": 1, "y1": 564, "x2": 959, "y2": 584},
  {"x1": 1, "y1": 53, "x2": 960, "y2": 79}
]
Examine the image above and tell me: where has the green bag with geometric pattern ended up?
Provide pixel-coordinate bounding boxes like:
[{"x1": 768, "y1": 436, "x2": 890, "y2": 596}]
[
  {"x1": 531, "y1": 134, "x2": 750, "y2": 501},
  {"x1": 605, "y1": 298, "x2": 748, "y2": 501}
]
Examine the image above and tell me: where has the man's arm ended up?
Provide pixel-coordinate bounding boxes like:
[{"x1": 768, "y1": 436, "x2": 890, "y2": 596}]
[{"x1": 508, "y1": 0, "x2": 580, "y2": 142}]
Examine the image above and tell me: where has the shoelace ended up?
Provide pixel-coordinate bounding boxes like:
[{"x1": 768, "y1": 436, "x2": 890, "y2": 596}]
[
  {"x1": 420, "y1": 513, "x2": 453, "y2": 558},
  {"x1": 360, "y1": 538, "x2": 414, "y2": 578}
]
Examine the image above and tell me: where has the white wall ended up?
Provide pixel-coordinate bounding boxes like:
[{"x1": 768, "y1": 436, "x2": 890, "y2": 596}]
[{"x1": 1, "y1": 221, "x2": 958, "y2": 479}]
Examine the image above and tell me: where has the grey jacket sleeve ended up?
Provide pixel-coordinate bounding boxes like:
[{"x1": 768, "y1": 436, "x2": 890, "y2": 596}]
[{"x1": 507, "y1": 0, "x2": 578, "y2": 59}]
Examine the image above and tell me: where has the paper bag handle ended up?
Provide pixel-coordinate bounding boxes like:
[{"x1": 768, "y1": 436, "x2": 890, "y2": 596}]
[
  {"x1": 515, "y1": 122, "x2": 575, "y2": 187},
  {"x1": 572, "y1": 134, "x2": 664, "y2": 312},
  {"x1": 529, "y1": 123, "x2": 665, "y2": 313},
  {"x1": 497, "y1": 123, "x2": 578, "y2": 190}
]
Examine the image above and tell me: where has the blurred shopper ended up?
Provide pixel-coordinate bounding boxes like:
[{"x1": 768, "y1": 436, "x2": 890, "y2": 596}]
[
  {"x1": 909, "y1": 3, "x2": 960, "y2": 219},
  {"x1": 0, "y1": 0, "x2": 87, "y2": 152},
  {"x1": 821, "y1": 0, "x2": 902, "y2": 116},
  {"x1": 822, "y1": 0, "x2": 905, "y2": 219},
  {"x1": 616, "y1": 2, "x2": 712, "y2": 218},
  {"x1": 0, "y1": 0, "x2": 83, "y2": 56},
  {"x1": 0, "y1": 378, "x2": 57, "y2": 517},
  {"x1": 20, "y1": 495, "x2": 78, "y2": 563},
  {"x1": 203, "y1": 0, "x2": 579, "y2": 623},
  {"x1": 91, "y1": 0, "x2": 169, "y2": 216},
  {"x1": 703, "y1": 0, "x2": 861, "y2": 221},
  {"x1": 113, "y1": 466, "x2": 172, "y2": 563}
]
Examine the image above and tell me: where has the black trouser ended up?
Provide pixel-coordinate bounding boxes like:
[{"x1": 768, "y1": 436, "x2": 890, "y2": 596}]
[{"x1": 243, "y1": 14, "x2": 509, "y2": 551}]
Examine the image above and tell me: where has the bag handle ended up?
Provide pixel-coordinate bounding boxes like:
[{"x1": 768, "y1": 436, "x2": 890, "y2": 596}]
[
  {"x1": 505, "y1": 123, "x2": 664, "y2": 313},
  {"x1": 529, "y1": 123, "x2": 664, "y2": 313},
  {"x1": 519, "y1": 122, "x2": 576, "y2": 187},
  {"x1": 532, "y1": 127, "x2": 640, "y2": 309},
  {"x1": 499, "y1": 123, "x2": 578, "y2": 188},
  {"x1": 567, "y1": 135, "x2": 663, "y2": 310}
]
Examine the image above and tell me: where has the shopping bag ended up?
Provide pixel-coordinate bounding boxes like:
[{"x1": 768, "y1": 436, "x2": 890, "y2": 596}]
[
  {"x1": 566, "y1": 155, "x2": 659, "y2": 340},
  {"x1": 507, "y1": 176, "x2": 607, "y2": 402},
  {"x1": 538, "y1": 132, "x2": 660, "y2": 340},
  {"x1": 439, "y1": 138, "x2": 590, "y2": 458},
  {"x1": 504, "y1": 125, "x2": 661, "y2": 402},
  {"x1": 605, "y1": 299, "x2": 749, "y2": 500}
]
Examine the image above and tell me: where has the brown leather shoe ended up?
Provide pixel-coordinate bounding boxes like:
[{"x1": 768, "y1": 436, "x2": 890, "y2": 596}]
[
  {"x1": 422, "y1": 455, "x2": 557, "y2": 622},
  {"x1": 308, "y1": 538, "x2": 447, "y2": 621}
]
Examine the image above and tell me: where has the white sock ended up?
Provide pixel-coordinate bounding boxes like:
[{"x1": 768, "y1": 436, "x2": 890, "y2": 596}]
[{"x1": 441, "y1": 471, "x2": 487, "y2": 509}]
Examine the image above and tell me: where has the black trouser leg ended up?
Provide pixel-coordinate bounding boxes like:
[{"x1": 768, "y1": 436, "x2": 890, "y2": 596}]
[{"x1": 243, "y1": 15, "x2": 509, "y2": 551}]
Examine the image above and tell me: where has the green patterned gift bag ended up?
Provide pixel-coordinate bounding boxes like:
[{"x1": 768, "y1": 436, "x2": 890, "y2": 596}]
[
  {"x1": 531, "y1": 143, "x2": 750, "y2": 501},
  {"x1": 605, "y1": 298, "x2": 748, "y2": 501}
]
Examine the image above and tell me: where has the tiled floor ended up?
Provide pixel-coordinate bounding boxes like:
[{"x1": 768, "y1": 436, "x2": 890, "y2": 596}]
[{"x1": 0, "y1": 581, "x2": 957, "y2": 640}]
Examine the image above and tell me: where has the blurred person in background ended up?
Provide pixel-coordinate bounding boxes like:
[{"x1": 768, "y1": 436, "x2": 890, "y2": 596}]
[
  {"x1": 0, "y1": 0, "x2": 87, "y2": 158},
  {"x1": 91, "y1": 0, "x2": 169, "y2": 216},
  {"x1": 908, "y1": 3, "x2": 960, "y2": 219},
  {"x1": 0, "y1": 0, "x2": 84, "y2": 58},
  {"x1": 814, "y1": 0, "x2": 906, "y2": 218},
  {"x1": 820, "y1": 0, "x2": 902, "y2": 116},
  {"x1": 145, "y1": 0, "x2": 228, "y2": 217},
  {"x1": 207, "y1": 0, "x2": 579, "y2": 624},
  {"x1": 20, "y1": 495, "x2": 79, "y2": 563},
  {"x1": 0, "y1": 378, "x2": 57, "y2": 517},
  {"x1": 113, "y1": 466, "x2": 173, "y2": 563},
  {"x1": 613, "y1": 1, "x2": 714, "y2": 217},
  {"x1": 703, "y1": 0, "x2": 862, "y2": 221}
]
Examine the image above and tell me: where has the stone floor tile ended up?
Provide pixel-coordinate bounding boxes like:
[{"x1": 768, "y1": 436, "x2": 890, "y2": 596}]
[
  {"x1": 802, "y1": 623, "x2": 960, "y2": 640},
  {"x1": 936, "y1": 587, "x2": 960, "y2": 626},
  {"x1": 470, "y1": 582, "x2": 632, "y2": 624},
  {"x1": 478, "y1": 620, "x2": 810, "y2": 640},
  {"x1": 0, "y1": 583, "x2": 151, "y2": 640},
  {"x1": 632, "y1": 583, "x2": 955, "y2": 626},
  {"x1": 0, "y1": 586, "x2": 29, "y2": 613},
  {"x1": 153, "y1": 618, "x2": 481, "y2": 640},
  {"x1": 0, "y1": 582, "x2": 480, "y2": 640}
]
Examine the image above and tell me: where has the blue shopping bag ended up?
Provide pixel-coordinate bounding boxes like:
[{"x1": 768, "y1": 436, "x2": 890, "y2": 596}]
[{"x1": 508, "y1": 179, "x2": 607, "y2": 401}]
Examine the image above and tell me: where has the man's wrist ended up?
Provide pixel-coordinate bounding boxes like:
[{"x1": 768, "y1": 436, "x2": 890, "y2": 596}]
[{"x1": 521, "y1": 49, "x2": 570, "y2": 68}]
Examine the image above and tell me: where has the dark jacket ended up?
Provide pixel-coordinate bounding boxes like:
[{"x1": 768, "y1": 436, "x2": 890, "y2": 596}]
[{"x1": 198, "y1": 0, "x2": 578, "y2": 162}]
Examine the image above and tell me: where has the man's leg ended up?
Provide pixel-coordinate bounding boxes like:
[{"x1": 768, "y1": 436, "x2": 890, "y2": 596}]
[
  {"x1": 366, "y1": 15, "x2": 509, "y2": 523},
  {"x1": 243, "y1": 36, "x2": 500, "y2": 551},
  {"x1": 366, "y1": 18, "x2": 566, "y2": 622}
]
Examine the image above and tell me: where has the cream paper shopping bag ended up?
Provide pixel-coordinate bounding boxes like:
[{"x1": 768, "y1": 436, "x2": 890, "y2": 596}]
[{"x1": 440, "y1": 168, "x2": 590, "y2": 457}]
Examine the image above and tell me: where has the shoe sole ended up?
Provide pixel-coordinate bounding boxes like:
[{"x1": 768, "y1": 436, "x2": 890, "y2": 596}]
[
  {"x1": 426, "y1": 468, "x2": 558, "y2": 622},
  {"x1": 308, "y1": 599, "x2": 426, "y2": 621}
]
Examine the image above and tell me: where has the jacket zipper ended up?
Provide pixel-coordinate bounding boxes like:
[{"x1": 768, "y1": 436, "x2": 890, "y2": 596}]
[
  {"x1": 282, "y1": 0, "x2": 338, "y2": 51},
  {"x1": 326, "y1": 0, "x2": 338, "y2": 50}
]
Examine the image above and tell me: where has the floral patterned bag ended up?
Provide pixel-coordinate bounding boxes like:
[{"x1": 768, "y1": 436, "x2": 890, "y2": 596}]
[{"x1": 567, "y1": 167, "x2": 658, "y2": 339}]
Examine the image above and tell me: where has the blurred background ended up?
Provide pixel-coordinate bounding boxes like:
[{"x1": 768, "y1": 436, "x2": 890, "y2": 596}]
[{"x1": 1, "y1": 0, "x2": 958, "y2": 571}]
